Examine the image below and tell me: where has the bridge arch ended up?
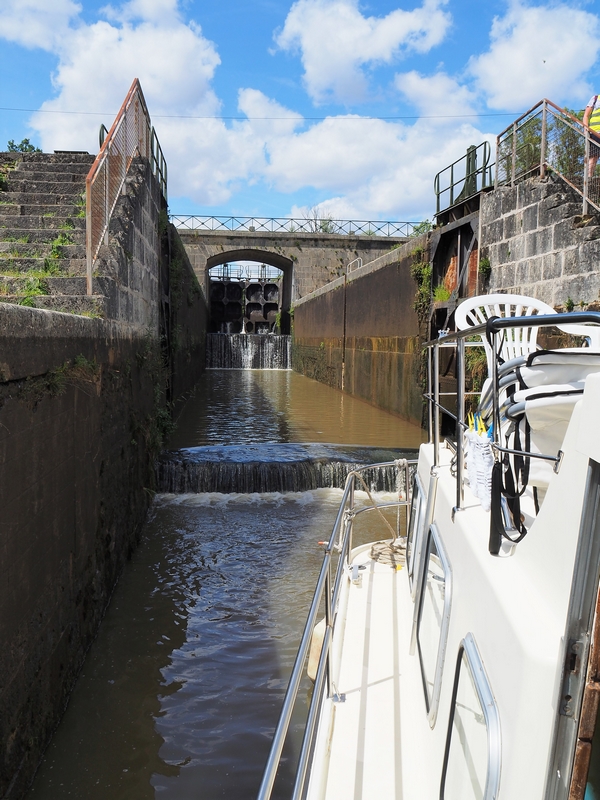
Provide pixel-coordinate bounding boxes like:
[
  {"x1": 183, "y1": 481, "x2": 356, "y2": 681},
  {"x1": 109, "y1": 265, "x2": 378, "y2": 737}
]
[
  {"x1": 206, "y1": 248, "x2": 294, "y2": 311},
  {"x1": 206, "y1": 249, "x2": 294, "y2": 334}
]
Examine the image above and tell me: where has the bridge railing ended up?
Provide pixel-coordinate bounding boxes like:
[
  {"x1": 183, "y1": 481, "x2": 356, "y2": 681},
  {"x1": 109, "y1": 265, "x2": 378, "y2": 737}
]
[
  {"x1": 85, "y1": 78, "x2": 167, "y2": 295},
  {"x1": 496, "y1": 98, "x2": 600, "y2": 214},
  {"x1": 170, "y1": 215, "x2": 422, "y2": 238}
]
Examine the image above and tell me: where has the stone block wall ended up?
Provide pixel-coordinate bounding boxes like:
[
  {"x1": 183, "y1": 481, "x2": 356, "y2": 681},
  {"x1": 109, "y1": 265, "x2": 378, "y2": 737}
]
[
  {"x1": 481, "y1": 176, "x2": 600, "y2": 306},
  {"x1": 94, "y1": 159, "x2": 163, "y2": 330},
  {"x1": 0, "y1": 306, "x2": 174, "y2": 798},
  {"x1": 292, "y1": 236, "x2": 424, "y2": 425}
]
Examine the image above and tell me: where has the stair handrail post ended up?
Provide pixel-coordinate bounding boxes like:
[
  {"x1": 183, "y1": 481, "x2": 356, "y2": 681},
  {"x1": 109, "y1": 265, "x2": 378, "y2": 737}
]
[
  {"x1": 540, "y1": 100, "x2": 548, "y2": 179},
  {"x1": 584, "y1": 130, "x2": 590, "y2": 215}
]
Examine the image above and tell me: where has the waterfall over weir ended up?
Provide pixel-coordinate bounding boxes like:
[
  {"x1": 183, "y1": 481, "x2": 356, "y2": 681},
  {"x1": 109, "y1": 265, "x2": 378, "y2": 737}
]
[
  {"x1": 206, "y1": 333, "x2": 291, "y2": 369},
  {"x1": 157, "y1": 443, "x2": 417, "y2": 494}
]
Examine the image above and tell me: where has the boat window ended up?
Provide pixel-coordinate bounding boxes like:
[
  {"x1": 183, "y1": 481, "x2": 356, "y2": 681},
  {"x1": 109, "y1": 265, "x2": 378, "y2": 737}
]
[
  {"x1": 416, "y1": 523, "x2": 452, "y2": 726},
  {"x1": 441, "y1": 634, "x2": 501, "y2": 800},
  {"x1": 407, "y1": 473, "x2": 425, "y2": 588}
]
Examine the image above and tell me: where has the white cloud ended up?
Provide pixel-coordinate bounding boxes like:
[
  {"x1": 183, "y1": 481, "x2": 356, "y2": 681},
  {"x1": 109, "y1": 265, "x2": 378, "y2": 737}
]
[
  {"x1": 0, "y1": 0, "x2": 81, "y2": 51},
  {"x1": 470, "y1": 2, "x2": 600, "y2": 110},
  {"x1": 265, "y1": 115, "x2": 490, "y2": 219},
  {"x1": 275, "y1": 0, "x2": 451, "y2": 104},
  {"x1": 394, "y1": 70, "x2": 476, "y2": 117},
  {"x1": 28, "y1": 7, "x2": 221, "y2": 159}
]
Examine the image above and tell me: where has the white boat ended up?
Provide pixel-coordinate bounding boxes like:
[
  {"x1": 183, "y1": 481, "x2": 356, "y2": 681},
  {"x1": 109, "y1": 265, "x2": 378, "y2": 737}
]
[{"x1": 257, "y1": 297, "x2": 600, "y2": 800}]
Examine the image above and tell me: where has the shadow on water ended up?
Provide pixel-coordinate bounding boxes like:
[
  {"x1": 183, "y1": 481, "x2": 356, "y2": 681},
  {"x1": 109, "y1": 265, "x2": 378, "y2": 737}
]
[{"x1": 27, "y1": 490, "x2": 349, "y2": 800}]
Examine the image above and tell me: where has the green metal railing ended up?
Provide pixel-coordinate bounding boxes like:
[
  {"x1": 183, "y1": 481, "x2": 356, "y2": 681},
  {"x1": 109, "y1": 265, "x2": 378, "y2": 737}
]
[{"x1": 434, "y1": 142, "x2": 494, "y2": 215}]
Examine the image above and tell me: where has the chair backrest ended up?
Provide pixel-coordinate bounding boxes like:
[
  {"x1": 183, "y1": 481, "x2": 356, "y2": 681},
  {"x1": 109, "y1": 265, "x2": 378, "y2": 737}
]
[{"x1": 454, "y1": 293, "x2": 557, "y2": 373}]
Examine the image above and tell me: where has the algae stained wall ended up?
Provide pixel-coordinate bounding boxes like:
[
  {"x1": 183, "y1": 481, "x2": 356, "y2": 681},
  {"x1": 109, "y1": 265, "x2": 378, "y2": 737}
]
[
  {"x1": 0, "y1": 173, "x2": 207, "y2": 797},
  {"x1": 292, "y1": 236, "x2": 425, "y2": 426}
]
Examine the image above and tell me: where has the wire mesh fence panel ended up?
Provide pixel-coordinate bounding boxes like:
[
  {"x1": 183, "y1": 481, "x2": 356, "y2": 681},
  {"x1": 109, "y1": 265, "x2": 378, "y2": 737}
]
[
  {"x1": 85, "y1": 79, "x2": 167, "y2": 294},
  {"x1": 496, "y1": 99, "x2": 600, "y2": 214}
]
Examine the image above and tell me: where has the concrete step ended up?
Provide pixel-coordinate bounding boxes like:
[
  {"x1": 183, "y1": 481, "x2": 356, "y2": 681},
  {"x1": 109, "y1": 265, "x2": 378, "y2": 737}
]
[
  {"x1": 0, "y1": 227, "x2": 85, "y2": 245},
  {"x1": 0, "y1": 203, "x2": 85, "y2": 217},
  {"x1": 4, "y1": 179, "x2": 86, "y2": 195},
  {"x1": 0, "y1": 276, "x2": 112, "y2": 296},
  {"x1": 0, "y1": 191, "x2": 86, "y2": 206},
  {"x1": 0, "y1": 294, "x2": 105, "y2": 316},
  {"x1": 0, "y1": 242, "x2": 86, "y2": 258},
  {"x1": 10, "y1": 166, "x2": 92, "y2": 180},
  {"x1": 0, "y1": 256, "x2": 86, "y2": 276},
  {"x1": 0, "y1": 152, "x2": 94, "y2": 167},
  {"x1": 0, "y1": 215, "x2": 86, "y2": 231}
]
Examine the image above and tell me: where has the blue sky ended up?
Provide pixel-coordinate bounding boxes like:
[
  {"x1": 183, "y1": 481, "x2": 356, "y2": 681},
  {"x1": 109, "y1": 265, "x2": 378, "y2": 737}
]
[{"x1": 1, "y1": 0, "x2": 600, "y2": 221}]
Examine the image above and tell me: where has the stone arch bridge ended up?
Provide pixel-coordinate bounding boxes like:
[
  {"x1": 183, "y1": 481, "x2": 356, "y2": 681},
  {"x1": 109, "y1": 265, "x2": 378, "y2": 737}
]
[{"x1": 177, "y1": 227, "x2": 410, "y2": 316}]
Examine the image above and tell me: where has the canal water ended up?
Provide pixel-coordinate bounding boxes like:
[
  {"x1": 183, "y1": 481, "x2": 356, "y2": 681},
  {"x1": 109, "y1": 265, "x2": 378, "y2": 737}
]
[{"x1": 27, "y1": 371, "x2": 424, "y2": 800}]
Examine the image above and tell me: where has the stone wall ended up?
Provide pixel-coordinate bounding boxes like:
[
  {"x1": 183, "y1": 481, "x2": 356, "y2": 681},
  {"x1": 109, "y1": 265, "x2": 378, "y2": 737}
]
[
  {"x1": 94, "y1": 159, "x2": 163, "y2": 330},
  {"x1": 292, "y1": 236, "x2": 425, "y2": 425},
  {"x1": 0, "y1": 219, "x2": 207, "y2": 798},
  {"x1": 481, "y1": 176, "x2": 600, "y2": 307}
]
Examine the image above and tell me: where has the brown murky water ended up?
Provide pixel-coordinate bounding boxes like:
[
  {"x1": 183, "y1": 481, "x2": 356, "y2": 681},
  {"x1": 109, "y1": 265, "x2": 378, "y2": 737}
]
[
  {"x1": 169, "y1": 369, "x2": 425, "y2": 449},
  {"x1": 27, "y1": 372, "x2": 423, "y2": 800}
]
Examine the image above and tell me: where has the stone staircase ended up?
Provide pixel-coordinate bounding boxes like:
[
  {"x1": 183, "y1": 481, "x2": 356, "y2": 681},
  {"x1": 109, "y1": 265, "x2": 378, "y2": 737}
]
[{"x1": 0, "y1": 152, "x2": 107, "y2": 316}]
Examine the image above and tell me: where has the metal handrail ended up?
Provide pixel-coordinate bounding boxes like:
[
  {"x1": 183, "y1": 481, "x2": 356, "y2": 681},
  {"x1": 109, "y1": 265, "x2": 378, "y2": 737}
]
[
  {"x1": 495, "y1": 98, "x2": 600, "y2": 214},
  {"x1": 85, "y1": 79, "x2": 167, "y2": 295},
  {"x1": 257, "y1": 459, "x2": 414, "y2": 800},
  {"x1": 424, "y1": 311, "x2": 600, "y2": 514},
  {"x1": 434, "y1": 142, "x2": 494, "y2": 215},
  {"x1": 170, "y1": 215, "x2": 422, "y2": 238}
]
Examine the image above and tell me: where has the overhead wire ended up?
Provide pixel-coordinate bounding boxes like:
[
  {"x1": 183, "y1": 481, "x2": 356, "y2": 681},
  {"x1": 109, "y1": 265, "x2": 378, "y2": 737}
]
[{"x1": 0, "y1": 106, "x2": 525, "y2": 121}]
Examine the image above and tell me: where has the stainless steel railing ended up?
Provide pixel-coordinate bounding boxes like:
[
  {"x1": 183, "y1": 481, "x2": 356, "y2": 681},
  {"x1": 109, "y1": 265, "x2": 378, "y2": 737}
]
[
  {"x1": 257, "y1": 460, "x2": 414, "y2": 800},
  {"x1": 423, "y1": 311, "x2": 600, "y2": 516}
]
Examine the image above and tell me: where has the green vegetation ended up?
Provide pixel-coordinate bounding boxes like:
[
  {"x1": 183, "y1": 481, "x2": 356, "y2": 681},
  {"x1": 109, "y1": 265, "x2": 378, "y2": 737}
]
[
  {"x1": 7, "y1": 138, "x2": 41, "y2": 153},
  {"x1": 16, "y1": 355, "x2": 100, "y2": 407},
  {"x1": 410, "y1": 246, "x2": 432, "y2": 322},
  {"x1": 410, "y1": 220, "x2": 433, "y2": 237},
  {"x1": 478, "y1": 256, "x2": 492, "y2": 281},
  {"x1": 18, "y1": 276, "x2": 48, "y2": 306},
  {"x1": 565, "y1": 297, "x2": 575, "y2": 312},
  {"x1": 433, "y1": 285, "x2": 451, "y2": 302}
]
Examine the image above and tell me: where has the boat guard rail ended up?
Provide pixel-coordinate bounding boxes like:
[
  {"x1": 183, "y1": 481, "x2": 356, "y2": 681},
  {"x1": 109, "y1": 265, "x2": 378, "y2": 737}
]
[
  {"x1": 85, "y1": 78, "x2": 167, "y2": 295},
  {"x1": 424, "y1": 311, "x2": 600, "y2": 517},
  {"x1": 257, "y1": 459, "x2": 415, "y2": 800},
  {"x1": 496, "y1": 98, "x2": 600, "y2": 214}
]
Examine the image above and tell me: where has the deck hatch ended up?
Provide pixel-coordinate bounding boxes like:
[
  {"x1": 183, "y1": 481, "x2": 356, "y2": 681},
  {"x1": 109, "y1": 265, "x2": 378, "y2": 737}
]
[
  {"x1": 415, "y1": 522, "x2": 453, "y2": 727},
  {"x1": 441, "y1": 633, "x2": 502, "y2": 800}
]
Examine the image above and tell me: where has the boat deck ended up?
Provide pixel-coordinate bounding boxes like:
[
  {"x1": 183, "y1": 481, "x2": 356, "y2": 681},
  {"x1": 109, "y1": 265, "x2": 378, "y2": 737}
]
[{"x1": 309, "y1": 543, "x2": 434, "y2": 800}]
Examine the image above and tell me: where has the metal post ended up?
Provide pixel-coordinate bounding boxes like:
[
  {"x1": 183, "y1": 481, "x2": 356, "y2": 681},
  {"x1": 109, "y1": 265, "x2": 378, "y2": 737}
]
[
  {"x1": 325, "y1": 554, "x2": 333, "y2": 697},
  {"x1": 584, "y1": 132, "x2": 590, "y2": 215},
  {"x1": 433, "y1": 343, "x2": 440, "y2": 466},
  {"x1": 427, "y1": 346, "x2": 433, "y2": 443},
  {"x1": 456, "y1": 337, "x2": 465, "y2": 512},
  {"x1": 511, "y1": 121, "x2": 517, "y2": 186},
  {"x1": 540, "y1": 102, "x2": 547, "y2": 178},
  {"x1": 85, "y1": 179, "x2": 92, "y2": 296}
]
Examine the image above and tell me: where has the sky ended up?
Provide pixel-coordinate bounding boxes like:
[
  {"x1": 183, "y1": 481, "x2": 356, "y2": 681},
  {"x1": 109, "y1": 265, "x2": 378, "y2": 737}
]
[{"x1": 1, "y1": 0, "x2": 599, "y2": 223}]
